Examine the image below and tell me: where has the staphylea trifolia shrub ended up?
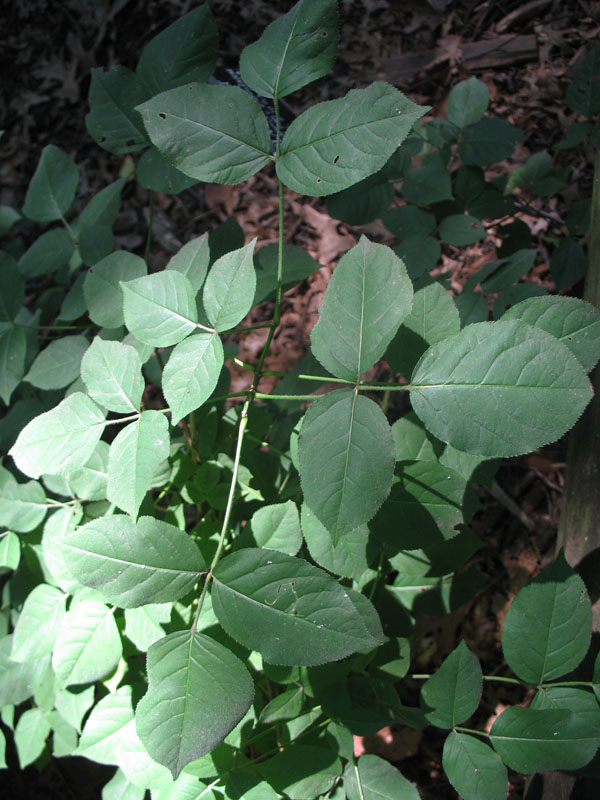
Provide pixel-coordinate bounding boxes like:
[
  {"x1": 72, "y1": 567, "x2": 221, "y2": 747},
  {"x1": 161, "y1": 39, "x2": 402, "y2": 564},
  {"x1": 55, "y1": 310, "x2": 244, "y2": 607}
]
[{"x1": 1, "y1": 2, "x2": 600, "y2": 798}]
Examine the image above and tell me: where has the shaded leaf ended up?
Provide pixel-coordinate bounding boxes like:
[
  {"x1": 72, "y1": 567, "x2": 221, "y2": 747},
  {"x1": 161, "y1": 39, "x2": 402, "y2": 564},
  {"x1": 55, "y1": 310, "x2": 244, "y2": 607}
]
[
  {"x1": 443, "y1": 731, "x2": 507, "y2": 800},
  {"x1": 136, "y1": 631, "x2": 254, "y2": 778},
  {"x1": 23, "y1": 144, "x2": 79, "y2": 223},
  {"x1": 278, "y1": 82, "x2": 427, "y2": 196},
  {"x1": 86, "y1": 66, "x2": 149, "y2": 154},
  {"x1": 250, "y1": 501, "x2": 303, "y2": 555},
  {"x1": 420, "y1": 641, "x2": 482, "y2": 728},
  {"x1": 25, "y1": 335, "x2": 89, "y2": 390},
  {"x1": 447, "y1": 77, "x2": 489, "y2": 129},
  {"x1": 212, "y1": 548, "x2": 384, "y2": 666},
  {"x1": 84, "y1": 251, "x2": 147, "y2": 329},
  {"x1": 298, "y1": 390, "x2": 395, "y2": 542},
  {"x1": 410, "y1": 321, "x2": 593, "y2": 457},
  {"x1": 344, "y1": 754, "x2": 419, "y2": 800}
]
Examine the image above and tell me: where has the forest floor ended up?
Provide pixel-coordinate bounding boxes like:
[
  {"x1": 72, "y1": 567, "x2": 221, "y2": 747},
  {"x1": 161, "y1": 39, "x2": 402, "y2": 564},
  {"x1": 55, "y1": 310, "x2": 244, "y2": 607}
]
[{"x1": 1, "y1": 0, "x2": 599, "y2": 797}]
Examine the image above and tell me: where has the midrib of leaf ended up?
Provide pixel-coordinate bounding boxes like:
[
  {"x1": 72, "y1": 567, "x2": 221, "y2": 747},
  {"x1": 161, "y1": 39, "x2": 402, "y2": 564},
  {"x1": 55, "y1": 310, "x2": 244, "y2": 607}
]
[
  {"x1": 157, "y1": 110, "x2": 270, "y2": 158},
  {"x1": 353, "y1": 762, "x2": 366, "y2": 800},
  {"x1": 272, "y1": 9, "x2": 300, "y2": 99},
  {"x1": 536, "y1": 584, "x2": 561, "y2": 683},
  {"x1": 334, "y1": 389, "x2": 358, "y2": 540},
  {"x1": 355, "y1": 251, "x2": 366, "y2": 382},
  {"x1": 66, "y1": 607, "x2": 113, "y2": 678},
  {"x1": 126, "y1": 285, "x2": 196, "y2": 326},
  {"x1": 60, "y1": 542, "x2": 199, "y2": 575},
  {"x1": 282, "y1": 106, "x2": 408, "y2": 156},
  {"x1": 411, "y1": 382, "x2": 581, "y2": 390},
  {"x1": 177, "y1": 631, "x2": 195, "y2": 777},
  {"x1": 99, "y1": 76, "x2": 146, "y2": 133},
  {"x1": 41, "y1": 160, "x2": 61, "y2": 218},
  {"x1": 213, "y1": 578, "x2": 372, "y2": 644},
  {"x1": 98, "y1": 351, "x2": 136, "y2": 411}
]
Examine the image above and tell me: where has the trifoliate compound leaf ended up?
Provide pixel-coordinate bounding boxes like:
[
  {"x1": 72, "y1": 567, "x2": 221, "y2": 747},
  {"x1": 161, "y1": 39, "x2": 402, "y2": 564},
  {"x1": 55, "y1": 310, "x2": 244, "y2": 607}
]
[
  {"x1": 410, "y1": 320, "x2": 593, "y2": 457},
  {"x1": 81, "y1": 337, "x2": 145, "y2": 413},
  {"x1": 311, "y1": 237, "x2": 413, "y2": 382},
  {"x1": 239, "y1": 0, "x2": 339, "y2": 99},
  {"x1": 121, "y1": 271, "x2": 198, "y2": 346},
  {"x1": 278, "y1": 82, "x2": 427, "y2": 196},
  {"x1": 162, "y1": 333, "x2": 224, "y2": 425},
  {"x1": 298, "y1": 390, "x2": 395, "y2": 542},
  {"x1": 136, "y1": 631, "x2": 254, "y2": 778},
  {"x1": 61, "y1": 515, "x2": 205, "y2": 608},
  {"x1": 9, "y1": 393, "x2": 106, "y2": 479},
  {"x1": 212, "y1": 548, "x2": 384, "y2": 665},
  {"x1": 137, "y1": 84, "x2": 271, "y2": 184}
]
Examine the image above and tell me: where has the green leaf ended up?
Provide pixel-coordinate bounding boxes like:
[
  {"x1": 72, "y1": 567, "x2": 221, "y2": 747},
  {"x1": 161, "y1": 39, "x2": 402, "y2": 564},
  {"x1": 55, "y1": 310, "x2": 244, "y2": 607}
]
[
  {"x1": 0, "y1": 531, "x2": 21, "y2": 569},
  {"x1": 410, "y1": 320, "x2": 593, "y2": 457},
  {"x1": 135, "y1": 630, "x2": 254, "y2": 779},
  {"x1": 107, "y1": 411, "x2": 170, "y2": 518},
  {"x1": 382, "y1": 205, "x2": 436, "y2": 239},
  {"x1": 503, "y1": 296, "x2": 600, "y2": 373},
  {"x1": 439, "y1": 214, "x2": 486, "y2": 246},
  {"x1": 211, "y1": 548, "x2": 384, "y2": 666},
  {"x1": 167, "y1": 234, "x2": 211, "y2": 294},
  {"x1": 9, "y1": 393, "x2": 106, "y2": 479},
  {"x1": 54, "y1": 686, "x2": 95, "y2": 734},
  {"x1": 10, "y1": 584, "x2": 67, "y2": 662},
  {"x1": 443, "y1": 731, "x2": 508, "y2": 800},
  {"x1": 492, "y1": 284, "x2": 547, "y2": 319},
  {"x1": 25, "y1": 334, "x2": 89, "y2": 390},
  {"x1": 162, "y1": 333, "x2": 224, "y2": 425},
  {"x1": 84, "y1": 251, "x2": 147, "y2": 329},
  {"x1": 401, "y1": 152, "x2": 453, "y2": 205},
  {"x1": 501, "y1": 552, "x2": 592, "y2": 684},
  {"x1": 202, "y1": 239, "x2": 256, "y2": 332},
  {"x1": 0, "y1": 636, "x2": 51, "y2": 707},
  {"x1": 77, "y1": 178, "x2": 125, "y2": 231},
  {"x1": 550, "y1": 238, "x2": 587, "y2": 290},
  {"x1": 298, "y1": 390, "x2": 395, "y2": 542},
  {"x1": 86, "y1": 66, "x2": 149, "y2": 154},
  {"x1": 124, "y1": 603, "x2": 171, "y2": 651},
  {"x1": 136, "y1": 148, "x2": 198, "y2": 195},
  {"x1": 61, "y1": 515, "x2": 205, "y2": 608},
  {"x1": 344, "y1": 754, "x2": 419, "y2": 800},
  {"x1": 122, "y1": 271, "x2": 198, "y2": 346},
  {"x1": 137, "y1": 84, "x2": 271, "y2": 183},
  {"x1": 81, "y1": 337, "x2": 144, "y2": 413},
  {"x1": 489, "y1": 706, "x2": 599, "y2": 773},
  {"x1": 258, "y1": 745, "x2": 342, "y2": 799},
  {"x1": 0, "y1": 322, "x2": 26, "y2": 404},
  {"x1": 137, "y1": 5, "x2": 218, "y2": 95},
  {"x1": 447, "y1": 77, "x2": 490, "y2": 129},
  {"x1": 301, "y1": 503, "x2": 369, "y2": 581},
  {"x1": 75, "y1": 685, "x2": 133, "y2": 764},
  {"x1": 239, "y1": 0, "x2": 339, "y2": 99},
  {"x1": 394, "y1": 236, "x2": 441, "y2": 281},
  {"x1": 566, "y1": 44, "x2": 600, "y2": 115},
  {"x1": 0, "y1": 478, "x2": 47, "y2": 532},
  {"x1": 79, "y1": 224, "x2": 114, "y2": 266},
  {"x1": 254, "y1": 244, "x2": 319, "y2": 304},
  {"x1": 0, "y1": 251, "x2": 25, "y2": 322},
  {"x1": 23, "y1": 144, "x2": 79, "y2": 223},
  {"x1": 480, "y1": 249, "x2": 537, "y2": 294},
  {"x1": 101, "y1": 768, "x2": 146, "y2": 800},
  {"x1": 250, "y1": 501, "x2": 303, "y2": 555},
  {"x1": 278, "y1": 82, "x2": 427, "y2": 196},
  {"x1": 371, "y1": 461, "x2": 470, "y2": 549},
  {"x1": 386, "y1": 281, "x2": 460, "y2": 378},
  {"x1": 327, "y1": 173, "x2": 394, "y2": 226},
  {"x1": 259, "y1": 686, "x2": 305, "y2": 725},
  {"x1": 18, "y1": 227, "x2": 74, "y2": 278},
  {"x1": 459, "y1": 118, "x2": 524, "y2": 166},
  {"x1": 311, "y1": 237, "x2": 413, "y2": 382},
  {"x1": 15, "y1": 707, "x2": 51, "y2": 768},
  {"x1": 420, "y1": 641, "x2": 482, "y2": 728},
  {"x1": 68, "y1": 440, "x2": 109, "y2": 501},
  {"x1": 0, "y1": 204, "x2": 20, "y2": 236},
  {"x1": 113, "y1": 718, "x2": 174, "y2": 791},
  {"x1": 52, "y1": 599, "x2": 122, "y2": 688}
]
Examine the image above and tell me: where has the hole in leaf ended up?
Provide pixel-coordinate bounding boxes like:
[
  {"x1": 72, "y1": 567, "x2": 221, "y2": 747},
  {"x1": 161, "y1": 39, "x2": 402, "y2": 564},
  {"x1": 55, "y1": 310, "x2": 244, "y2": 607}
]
[
  {"x1": 158, "y1": 112, "x2": 166, "y2": 120},
  {"x1": 125, "y1": 139, "x2": 135, "y2": 147},
  {"x1": 321, "y1": 31, "x2": 328, "y2": 36},
  {"x1": 316, "y1": 178, "x2": 322, "y2": 183},
  {"x1": 100, "y1": 136, "x2": 107, "y2": 143},
  {"x1": 333, "y1": 155, "x2": 340, "y2": 164}
]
